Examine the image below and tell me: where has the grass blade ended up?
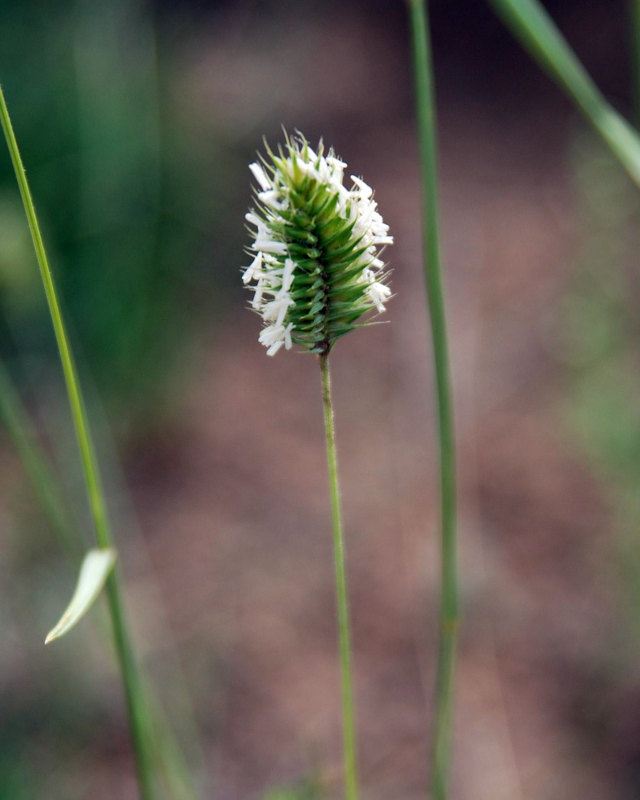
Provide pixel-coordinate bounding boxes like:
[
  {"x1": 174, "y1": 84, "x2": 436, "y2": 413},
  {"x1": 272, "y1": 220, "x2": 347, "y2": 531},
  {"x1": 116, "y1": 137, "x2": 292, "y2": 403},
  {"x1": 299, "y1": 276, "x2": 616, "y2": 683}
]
[{"x1": 487, "y1": 0, "x2": 640, "y2": 187}]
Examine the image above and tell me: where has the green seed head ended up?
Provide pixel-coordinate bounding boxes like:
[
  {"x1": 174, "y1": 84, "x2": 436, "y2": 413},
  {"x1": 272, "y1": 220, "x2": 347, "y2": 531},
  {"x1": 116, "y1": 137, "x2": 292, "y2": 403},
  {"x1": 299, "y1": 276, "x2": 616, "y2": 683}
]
[{"x1": 242, "y1": 132, "x2": 393, "y2": 356}]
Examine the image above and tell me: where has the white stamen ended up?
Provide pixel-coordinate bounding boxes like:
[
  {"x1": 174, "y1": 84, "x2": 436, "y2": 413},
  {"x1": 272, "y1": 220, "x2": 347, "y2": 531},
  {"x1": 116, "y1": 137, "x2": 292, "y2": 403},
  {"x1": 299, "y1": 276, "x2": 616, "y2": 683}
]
[
  {"x1": 258, "y1": 189, "x2": 286, "y2": 210},
  {"x1": 242, "y1": 252, "x2": 263, "y2": 284},
  {"x1": 263, "y1": 294, "x2": 294, "y2": 326},
  {"x1": 249, "y1": 162, "x2": 271, "y2": 191},
  {"x1": 350, "y1": 176, "x2": 373, "y2": 198},
  {"x1": 367, "y1": 281, "x2": 392, "y2": 313},
  {"x1": 281, "y1": 258, "x2": 296, "y2": 292}
]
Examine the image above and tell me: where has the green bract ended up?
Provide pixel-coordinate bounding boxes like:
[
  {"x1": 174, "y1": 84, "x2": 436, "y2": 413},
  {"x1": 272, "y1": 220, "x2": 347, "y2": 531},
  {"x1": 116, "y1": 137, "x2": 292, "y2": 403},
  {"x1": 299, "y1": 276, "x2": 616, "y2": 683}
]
[{"x1": 243, "y1": 133, "x2": 393, "y2": 356}]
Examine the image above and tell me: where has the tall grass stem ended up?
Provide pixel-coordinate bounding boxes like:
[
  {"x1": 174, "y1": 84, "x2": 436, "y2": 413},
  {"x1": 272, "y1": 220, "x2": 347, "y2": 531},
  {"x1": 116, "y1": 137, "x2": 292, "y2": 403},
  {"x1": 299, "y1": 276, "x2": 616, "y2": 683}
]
[
  {"x1": 407, "y1": 2, "x2": 459, "y2": 798},
  {"x1": 0, "y1": 361, "x2": 201, "y2": 800},
  {"x1": 320, "y1": 354, "x2": 359, "y2": 800},
  {"x1": 0, "y1": 84, "x2": 157, "y2": 800}
]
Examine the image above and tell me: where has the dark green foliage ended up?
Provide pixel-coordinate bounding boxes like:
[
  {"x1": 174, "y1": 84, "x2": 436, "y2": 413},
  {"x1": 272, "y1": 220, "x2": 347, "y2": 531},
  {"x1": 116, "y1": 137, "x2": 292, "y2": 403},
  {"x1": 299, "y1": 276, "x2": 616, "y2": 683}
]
[{"x1": 0, "y1": 0, "x2": 216, "y2": 419}]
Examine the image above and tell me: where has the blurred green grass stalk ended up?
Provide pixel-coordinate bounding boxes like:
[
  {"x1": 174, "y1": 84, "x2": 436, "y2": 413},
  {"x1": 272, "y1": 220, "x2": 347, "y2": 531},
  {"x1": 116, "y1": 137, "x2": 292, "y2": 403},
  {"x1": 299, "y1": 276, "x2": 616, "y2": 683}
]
[
  {"x1": 407, "y1": 2, "x2": 459, "y2": 799},
  {"x1": 487, "y1": 0, "x2": 640, "y2": 188},
  {"x1": 0, "y1": 84, "x2": 158, "y2": 800},
  {"x1": 0, "y1": 357, "x2": 83, "y2": 560},
  {"x1": 0, "y1": 353, "x2": 203, "y2": 799}
]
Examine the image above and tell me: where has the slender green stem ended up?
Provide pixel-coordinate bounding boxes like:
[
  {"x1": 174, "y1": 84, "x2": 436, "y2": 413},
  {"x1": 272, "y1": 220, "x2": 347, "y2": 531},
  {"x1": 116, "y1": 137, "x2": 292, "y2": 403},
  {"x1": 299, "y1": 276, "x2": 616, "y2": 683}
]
[
  {"x1": 319, "y1": 354, "x2": 359, "y2": 800},
  {"x1": 0, "y1": 84, "x2": 156, "y2": 800},
  {"x1": 407, "y1": 2, "x2": 458, "y2": 798},
  {"x1": 0, "y1": 361, "x2": 201, "y2": 800},
  {"x1": 487, "y1": 0, "x2": 640, "y2": 188}
]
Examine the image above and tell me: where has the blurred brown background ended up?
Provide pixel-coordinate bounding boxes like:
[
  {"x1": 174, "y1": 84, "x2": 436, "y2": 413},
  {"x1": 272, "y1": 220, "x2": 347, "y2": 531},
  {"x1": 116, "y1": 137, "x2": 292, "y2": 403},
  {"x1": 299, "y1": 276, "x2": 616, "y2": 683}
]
[{"x1": 1, "y1": 1, "x2": 639, "y2": 798}]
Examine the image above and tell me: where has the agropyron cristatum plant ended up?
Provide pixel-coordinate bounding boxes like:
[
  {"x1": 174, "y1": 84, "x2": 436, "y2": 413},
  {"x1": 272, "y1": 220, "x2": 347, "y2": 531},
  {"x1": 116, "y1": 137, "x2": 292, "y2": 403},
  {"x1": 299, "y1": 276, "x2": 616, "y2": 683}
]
[
  {"x1": 241, "y1": 131, "x2": 394, "y2": 800},
  {"x1": 242, "y1": 133, "x2": 393, "y2": 356}
]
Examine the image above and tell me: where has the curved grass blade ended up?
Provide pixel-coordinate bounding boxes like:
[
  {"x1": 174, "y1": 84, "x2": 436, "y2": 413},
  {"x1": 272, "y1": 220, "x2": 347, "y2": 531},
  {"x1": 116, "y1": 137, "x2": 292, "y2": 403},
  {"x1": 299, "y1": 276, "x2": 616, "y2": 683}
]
[
  {"x1": 45, "y1": 548, "x2": 116, "y2": 644},
  {"x1": 487, "y1": 0, "x2": 640, "y2": 187}
]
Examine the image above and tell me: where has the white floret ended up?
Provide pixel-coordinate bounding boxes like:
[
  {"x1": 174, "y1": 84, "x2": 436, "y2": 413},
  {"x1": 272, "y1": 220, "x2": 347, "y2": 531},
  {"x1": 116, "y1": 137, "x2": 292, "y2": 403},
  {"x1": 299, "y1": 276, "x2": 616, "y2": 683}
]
[
  {"x1": 259, "y1": 322, "x2": 293, "y2": 356},
  {"x1": 242, "y1": 252, "x2": 263, "y2": 284},
  {"x1": 262, "y1": 294, "x2": 294, "y2": 326},
  {"x1": 366, "y1": 280, "x2": 392, "y2": 313},
  {"x1": 249, "y1": 162, "x2": 271, "y2": 191}
]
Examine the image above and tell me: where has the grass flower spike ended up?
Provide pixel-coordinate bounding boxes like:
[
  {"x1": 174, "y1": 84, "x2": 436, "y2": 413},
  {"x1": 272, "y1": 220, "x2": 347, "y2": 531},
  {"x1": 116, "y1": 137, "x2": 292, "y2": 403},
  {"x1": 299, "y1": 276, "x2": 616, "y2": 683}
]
[{"x1": 243, "y1": 132, "x2": 392, "y2": 356}]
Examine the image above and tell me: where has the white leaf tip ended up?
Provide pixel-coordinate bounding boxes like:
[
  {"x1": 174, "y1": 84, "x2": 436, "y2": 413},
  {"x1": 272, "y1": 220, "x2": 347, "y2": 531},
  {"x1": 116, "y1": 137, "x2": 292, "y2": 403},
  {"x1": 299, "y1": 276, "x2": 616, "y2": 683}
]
[{"x1": 44, "y1": 548, "x2": 117, "y2": 645}]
